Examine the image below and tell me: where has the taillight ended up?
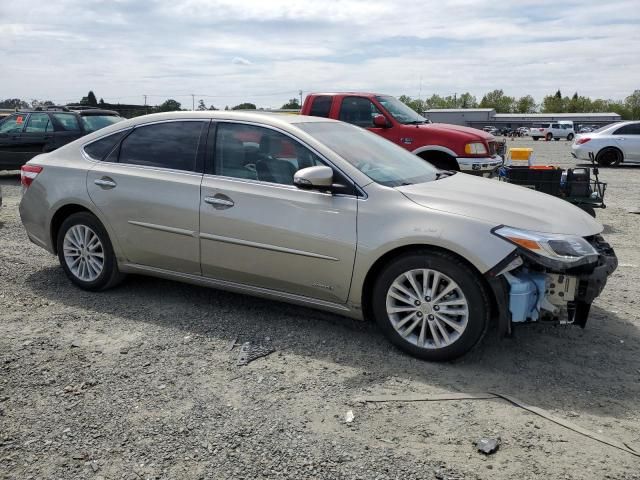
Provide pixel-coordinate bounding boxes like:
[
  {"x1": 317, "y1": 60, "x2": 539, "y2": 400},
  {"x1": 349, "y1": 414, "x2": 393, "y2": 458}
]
[
  {"x1": 576, "y1": 137, "x2": 591, "y2": 145},
  {"x1": 21, "y1": 165, "x2": 43, "y2": 189}
]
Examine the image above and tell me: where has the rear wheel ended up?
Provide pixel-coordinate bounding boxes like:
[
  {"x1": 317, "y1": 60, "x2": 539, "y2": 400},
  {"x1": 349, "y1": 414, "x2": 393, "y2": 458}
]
[
  {"x1": 532, "y1": 137, "x2": 539, "y2": 141},
  {"x1": 56, "y1": 212, "x2": 125, "y2": 291},
  {"x1": 371, "y1": 251, "x2": 489, "y2": 361},
  {"x1": 596, "y1": 147, "x2": 622, "y2": 167},
  {"x1": 567, "y1": 133, "x2": 574, "y2": 141}
]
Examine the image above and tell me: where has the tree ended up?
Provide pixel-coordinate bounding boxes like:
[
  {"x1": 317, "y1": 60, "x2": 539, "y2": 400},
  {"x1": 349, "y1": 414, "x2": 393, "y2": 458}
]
[
  {"x1": 156, "y1": 99, "x2": 182, "y2": 112},
  {"x1": 625, "y1": 90, "x2": 640, "y2": 120},
  {"x1": 479, "y1": 89, "x2": 515, "y2": 113},
  {"x1": 208, "y1": 104, "x2": 218, "y2": 111},
  {"x1": 515, "y1": 95, "x2": 537, "y2": 113},
  {"x1": 541, "y1": 93, "x2": 566, "y2": 113},
  {"x1": 99, "y1": 98, "x2": 105, "y2": 105},
  {"x1": 30, "y1": 99, "x2": 54, "y2": 108},
  {"x1": 281, "y1": 98, "x2": 301, "y2": 110},
  {"x1": 0, "y1": 98, "x2": 30, "y2": 109},
  {"x1": 80, "y1": 91, "x2": 98, "y2": 106},
  {"x1": 399, "y1": 95, "x2": 426, "y2": 112},
  {"x1": 458, "y1": 92, "x2": 477, "y2": 109},
  {"x1": 197, "y1": 99, "x2": 207, "y2": 111},
  {"x1": 231, "y1": 102, "x2": 257, "y2": 110}
]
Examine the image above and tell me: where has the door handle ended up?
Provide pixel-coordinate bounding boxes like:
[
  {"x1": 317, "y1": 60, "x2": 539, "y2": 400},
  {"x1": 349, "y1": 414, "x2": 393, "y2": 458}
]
[
  {"x1": 94, "y1": 178, "x2": 117, "y2": 188},
  {"x1": 204, "y1": 195, "x2": 234, "y2": 209}
]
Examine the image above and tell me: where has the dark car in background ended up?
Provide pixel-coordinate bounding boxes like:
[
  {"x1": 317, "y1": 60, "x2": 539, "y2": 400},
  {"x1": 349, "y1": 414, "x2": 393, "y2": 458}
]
[{"x1": 0, "y1": 106, "x2": 124, "y2": 170}]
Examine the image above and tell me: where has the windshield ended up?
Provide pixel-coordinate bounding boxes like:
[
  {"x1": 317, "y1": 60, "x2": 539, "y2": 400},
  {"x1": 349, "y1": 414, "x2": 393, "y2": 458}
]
[
  {"x1": 80, "y1": 115, "x2": 124, "y2": 133},
  {"x1": 298, "y1": 122, "x2": 438, "y2": 187},
  {"x1": 375, "y1": 95, "x2": 427, "y2": 124}
]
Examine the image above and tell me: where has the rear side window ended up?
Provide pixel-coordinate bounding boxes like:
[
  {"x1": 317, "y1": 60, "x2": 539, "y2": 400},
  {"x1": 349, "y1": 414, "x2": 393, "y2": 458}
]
[
  {"x1": 52, "y1": 113, "x2": 81, "y2": 131},
  {"x1": 614, "y1": 123, "x2": 640, "y2": 135},
  {"x1": 81, "y1": 115, "x2": 124, "y2": 133},
  {"x1": 118, "y1": 121, "x2": 204, "y2": 171},
  {"x1": 83, "y1": 130, "x2": 129, "y2": 161},
  {"x1": 309, "y1": 96, "x2": 332, "y2": 118}
]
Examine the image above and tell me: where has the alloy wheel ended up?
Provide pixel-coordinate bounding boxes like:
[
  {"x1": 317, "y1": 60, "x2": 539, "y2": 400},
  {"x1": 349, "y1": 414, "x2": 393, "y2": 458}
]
[
  {"x1": 63, "y1": 224, "x2": 105, "y2": 282},
  {"x1": 385, "y1": 268, "x2": 469, "y2": 349}
]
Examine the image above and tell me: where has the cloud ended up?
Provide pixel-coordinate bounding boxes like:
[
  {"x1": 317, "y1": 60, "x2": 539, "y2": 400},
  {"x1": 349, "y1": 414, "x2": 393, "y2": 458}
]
[
  {"x1": 231, "y1": 56, "x2": 252, "y2": 66},
  {"x1": 0, "y1": 0, "x2": 638, "y2": 107}
]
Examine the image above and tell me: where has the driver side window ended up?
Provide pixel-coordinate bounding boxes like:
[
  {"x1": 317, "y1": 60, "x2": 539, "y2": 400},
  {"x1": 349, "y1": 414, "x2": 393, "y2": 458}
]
[
  {"x1": 214, "y1": 123, "x2": 324, "y2": 185},
  {"x1": 339, "y1": 97, "x2": 381, "y2": 128}
]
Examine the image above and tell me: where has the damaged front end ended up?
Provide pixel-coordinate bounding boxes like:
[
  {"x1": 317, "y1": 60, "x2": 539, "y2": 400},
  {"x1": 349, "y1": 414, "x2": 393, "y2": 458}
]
[{"x1": 486, "y1": 228, "x2": 617, "y2": 336}]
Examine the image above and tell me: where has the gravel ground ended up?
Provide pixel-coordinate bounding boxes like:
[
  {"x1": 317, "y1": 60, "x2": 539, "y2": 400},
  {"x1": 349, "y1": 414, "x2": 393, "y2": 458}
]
[{"x1": 1, "y1": 137, "x2": 639, "y2": 479}]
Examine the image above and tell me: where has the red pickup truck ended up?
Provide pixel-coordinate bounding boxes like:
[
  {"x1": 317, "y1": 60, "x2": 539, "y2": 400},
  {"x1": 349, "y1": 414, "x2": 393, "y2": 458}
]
[{"x1": 300, "y1": 93, "x2": 502, "y2": 175}]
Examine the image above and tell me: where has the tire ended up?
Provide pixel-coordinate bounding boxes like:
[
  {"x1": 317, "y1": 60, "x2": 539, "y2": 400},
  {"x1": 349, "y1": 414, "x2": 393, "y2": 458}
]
[
  {"x1": 596, "y1": 147, "x2": 622, "y2": 167},
  {"x1": 420, "y1": 152, "x2": 459, "y2": 171},
  {"x1": 56, "y1": 212, "x2": 125, "y2": 291},
  {"x1": 567, "y1": 133, "x2": 574, "y2": 141},
  {"x1": 532, "y1": 137, "x2": 539, "y2": 141},
  {"x1": 371, "y1": 250, "x2": 489, "y2": 361},
  {"x1": 546, "y1": 133, "x2": 553, "y2": 141}
]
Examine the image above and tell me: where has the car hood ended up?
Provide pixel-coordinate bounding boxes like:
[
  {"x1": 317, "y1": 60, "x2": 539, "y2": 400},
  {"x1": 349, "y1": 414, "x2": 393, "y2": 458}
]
[
  {"x1": 417, "y1": 123, "x2": 495, "y2": 142},
  {"x1": 397, "y1": 173, "x2": 602, "y2": 236}
]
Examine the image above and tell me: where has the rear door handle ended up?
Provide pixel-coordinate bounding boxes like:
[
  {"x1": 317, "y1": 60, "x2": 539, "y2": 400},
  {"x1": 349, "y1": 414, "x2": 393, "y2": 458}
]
[
  {"x1": 204, "y1": 195, "x2": 234, "y2": 209},
  {"x1": 94, "y1": 178, "x2": 117, "y2": 188}
]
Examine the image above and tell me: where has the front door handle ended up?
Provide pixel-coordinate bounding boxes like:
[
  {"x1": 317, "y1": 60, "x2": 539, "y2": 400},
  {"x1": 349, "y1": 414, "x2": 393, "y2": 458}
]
[
  {"x1": 204, "y1": 194, "x2": 234, "y2": 209},
  {"x1": 94, "y1": 178, "x2": 117, "y2": 189}
]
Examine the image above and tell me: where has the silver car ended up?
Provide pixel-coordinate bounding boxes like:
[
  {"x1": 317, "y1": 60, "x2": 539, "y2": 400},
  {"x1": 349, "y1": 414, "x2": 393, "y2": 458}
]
[
  {"x1": 572, "y1": 121, "x2": 640, "y2": 166},
  {"x1": 19, "y1": 112, "x2": 617, "y2": 361}
]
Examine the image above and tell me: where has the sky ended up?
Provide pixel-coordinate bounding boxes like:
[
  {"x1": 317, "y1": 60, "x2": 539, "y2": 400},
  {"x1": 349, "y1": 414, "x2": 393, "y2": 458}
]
[{"x1": 1, "y1": 0, "x2": 639, "y2": 108}]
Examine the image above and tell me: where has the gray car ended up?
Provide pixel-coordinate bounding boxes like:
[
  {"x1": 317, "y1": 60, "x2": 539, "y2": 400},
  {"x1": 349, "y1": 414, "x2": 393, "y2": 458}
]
[{"x1": 19, "y1": 112, "x2": 617, "y2": 360}]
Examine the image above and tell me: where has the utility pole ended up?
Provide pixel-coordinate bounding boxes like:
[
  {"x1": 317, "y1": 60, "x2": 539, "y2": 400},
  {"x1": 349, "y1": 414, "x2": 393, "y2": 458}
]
[
  {"x1": 298, "y1": 90, "x2": 303, "y2": 108},
  {"x1": 191, "y1": 94, "x2": 195, "y2": 111},
  {"x1": 454, "y1": 92, "x2": 457, "y2": 107},
  {"x1": 143, "y1": 95, "x2": 147, "y2": 114}
]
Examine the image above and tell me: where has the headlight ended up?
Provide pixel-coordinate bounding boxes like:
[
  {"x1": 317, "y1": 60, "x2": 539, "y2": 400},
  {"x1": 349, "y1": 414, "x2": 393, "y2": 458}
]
[
  {"x1": 464, "y1": 142, "x2": 488, "y2": 155},
  {"x1": 493, "y1": 226, "x2": 598, "y2": 269}
]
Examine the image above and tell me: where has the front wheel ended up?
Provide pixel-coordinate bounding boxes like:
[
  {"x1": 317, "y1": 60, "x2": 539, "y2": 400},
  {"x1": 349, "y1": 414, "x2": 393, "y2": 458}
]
[
  {"x1": 567, "y1": 133, "x2": 574, "y2": 141},
  {"x1": 532, "y1": 137, "x2": 539, "y2": 141},
  {"x1": 371, "y1": 251, "x2": 489, "y2": 361},
  {"x1": 57, "y1": 212, "x2": 125, "y2": 291}
]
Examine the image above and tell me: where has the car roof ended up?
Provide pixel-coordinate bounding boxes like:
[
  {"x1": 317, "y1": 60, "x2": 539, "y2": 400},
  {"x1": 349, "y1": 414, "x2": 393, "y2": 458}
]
[
  {"x1": 12, "y1": 108, "x2": 120, "y2": 116},
  {"x1": 116, "y1": 111, "x2": 337, "y2": 129}
]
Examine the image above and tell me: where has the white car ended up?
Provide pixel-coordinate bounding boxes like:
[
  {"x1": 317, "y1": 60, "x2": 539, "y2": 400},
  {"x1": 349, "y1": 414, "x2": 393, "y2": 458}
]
[
  {"x1": 572, "y1": 121, "x2": 640, "y2": 166},
  {"x1": 530, "y1": 123, "x2": 575, "y2": 141}
]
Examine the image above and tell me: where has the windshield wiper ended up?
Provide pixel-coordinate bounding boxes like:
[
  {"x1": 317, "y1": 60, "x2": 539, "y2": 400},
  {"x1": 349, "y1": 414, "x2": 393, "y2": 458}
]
[{"x1": 435, "y1": 171, "x2": 457, "y2": 180}]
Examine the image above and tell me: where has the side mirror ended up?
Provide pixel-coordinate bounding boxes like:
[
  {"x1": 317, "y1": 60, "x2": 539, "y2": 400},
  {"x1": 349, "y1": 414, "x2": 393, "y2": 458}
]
[
  {"x1": 373, "y1": 114, "x2": 389, "y2": 128},
  {"x1": 294, "y1": 166, "x2": 334, "y2": 190}
]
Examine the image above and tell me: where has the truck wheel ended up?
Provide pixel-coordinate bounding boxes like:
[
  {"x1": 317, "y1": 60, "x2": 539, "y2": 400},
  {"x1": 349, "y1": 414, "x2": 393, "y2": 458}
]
[
  {"x1": 546, "y1": 133, "x2": 553, "y2": 141},
  {"x1": 596, "y1": 148, "x2": 622, "y2": 167},
  {"x1": 371, "y1": 250, "x2": 489, "y2": 361},
  {"x1": 567, "y1": 133, "x2": 574, "y2": 141},
  {"x1": 532, "y1": 137, "x2": 539, "y2": 141},
  {"x1": 418, "y1": 152, "x2": 459, "y2": 171}
]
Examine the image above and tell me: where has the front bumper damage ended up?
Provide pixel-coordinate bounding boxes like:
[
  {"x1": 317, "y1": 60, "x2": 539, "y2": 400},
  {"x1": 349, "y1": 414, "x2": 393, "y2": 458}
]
[{"x1": 486, "y1": 235, "x2": 617, "y2": 335}]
